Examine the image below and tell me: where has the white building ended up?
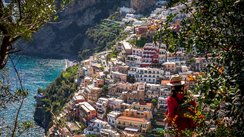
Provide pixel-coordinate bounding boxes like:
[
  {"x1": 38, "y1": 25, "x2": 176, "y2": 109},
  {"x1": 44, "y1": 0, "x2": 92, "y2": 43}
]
[
  {"x1": 158, "y1": 96, "x2": 167, "y2": 109},
  {"x1": 132, "y1": 47, "x2": 143, "y2": 57},
  {"x1": 107, "y1": 111, "x2": 121, "y2": 127},
  {"x1": 96, "y1": 98, "x2": 109, "y2": 119},
  {"x1": 108, "y1": 98, "x2": 124, "y2": 111},
  {"x1": 100, "y1": 128, "x2": 120, "y2": 137},
  {"x1": 126, "y1": 55, "x2": 142, "y2": 67},
  {"x1": 163, "y1": 62, "x2": 176, "y2": 73},
  {"x1": 128, "y1": 67, "x2": 164, "y2": 84},
  {"x1": 84, "y1": 118, "x2": 111, "y2": 135}
]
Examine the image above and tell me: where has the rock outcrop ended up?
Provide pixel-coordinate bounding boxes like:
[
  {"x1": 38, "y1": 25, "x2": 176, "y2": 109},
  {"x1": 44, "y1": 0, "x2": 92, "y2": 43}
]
[
  {"x1": 130, "y1": 0, "x2": 156, "y2": 13},
  {"x1": 15, "y1": 0, "x2": 121, "y2": 60}
]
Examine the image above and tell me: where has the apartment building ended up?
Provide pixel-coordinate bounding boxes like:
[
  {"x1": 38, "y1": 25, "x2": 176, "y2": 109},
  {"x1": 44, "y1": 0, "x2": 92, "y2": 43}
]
[
  {"x1": 107, "y1": 111, "x2": 121, "y2": 127},
  {"x1": 128, "y1": 67, "x2": 164, "y2": 84},
  {"x1": 163, "y1": 62, "x2": 176, "y2": 73},
  {"x1": 116, "y1": 116, "x2": 151, "y2": 133},
  {"x1": 96, "y1": 98, "x2": 109, "y2": 119},
  {"x1": 84, "y1": 118, "x2": 111, "y2": 135},
  {"x1": 141, "y1": 43, "x2": 159, "y2": 67},
  {"x1": 70, "y1": 102, "x2": 96, "y2": 124},
  {"x1": 122, "y1": 109, "x2": 153, "y2": 120}
]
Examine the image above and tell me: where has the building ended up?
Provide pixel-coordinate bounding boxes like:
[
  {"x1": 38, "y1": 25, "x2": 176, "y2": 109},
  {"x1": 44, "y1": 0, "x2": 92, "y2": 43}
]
[
  {"x1": 128, "y1": 67, "x2": 164, "y2": 84},
  {"x1": 107, "y1": 111, "x2": 121, "y2": 127},
  {"x1": 84, "y1": 118, "x2": 111, "y2": 135},
  {"x1": 135, "y1": 26, "x2": 148, "y2": 36},
  {"x1": 85, "y1": 85, "x2": 102, "y2": 103},
  {"x1": 163, "y1": 62, "x2": 176, "y2": 73},
  {"x1": 126, "y1": 55, "x2": 142, "y2": 67},
  {"x1": 131, "y1": 102, "x2": 153, "y2": 111},
  {"x1": 96, "y1": 98, "x2": 109, "y2": 119},
  {"x1": 145, "y1": 84, "x2": 162, "y2": 99},
  {"x1": 108, "y1": 98, "x2": 124, "y2": 111},
  {"x1": 141, "y1": 43, "x2": 159, "y2": 67},
  {"x1": 121, "y1": 41, "x2": 132, "y2": 55},
  {"x1": 132, "y1": 47, "x2": 143, "y2": 57},
  {"x1": 111, "y1": 71, "x2": 127, "y2": 82},
  {"x1": 100, "y1": 128, "x2": 120, "y2": 137},
  {"x1": 72, "y1": 94, "x2": 85, "y2": 104},
  {"x1": 122, "y1": 109, "x2": 153, "y2": 120},
  {"x1": 157, "y1": 96, "x2": 167, "y2": 109},
  {"x1": 121, "y1": 90, "x2": 145, "y2": 103},
  {"x1": 76, "y1": 102, "x2": 97, "y2": 123},
  {"x1": 116, "y1": 116, "x2": 151, "y2": 133}
]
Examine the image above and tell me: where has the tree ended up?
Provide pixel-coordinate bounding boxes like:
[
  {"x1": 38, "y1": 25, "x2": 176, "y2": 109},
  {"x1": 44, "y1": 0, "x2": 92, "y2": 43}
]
[
  {"x1": 0, "y1": 0, "x2": 71, "y2": 69},
  {"x1": 0, "y1": 1, "x2": 71, "y2": 136},
  {"x1": 155, "y1": 0, "x2": 244, "y2": 136},
  {"x1": 151, "y1": 98, "x2": 158, "y2": 107}
]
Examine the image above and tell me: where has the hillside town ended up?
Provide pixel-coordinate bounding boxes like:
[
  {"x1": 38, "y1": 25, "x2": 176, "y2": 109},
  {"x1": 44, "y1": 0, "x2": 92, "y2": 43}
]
[{"x1": 37, "y1": 1, "x2": 210, "y2": 137}]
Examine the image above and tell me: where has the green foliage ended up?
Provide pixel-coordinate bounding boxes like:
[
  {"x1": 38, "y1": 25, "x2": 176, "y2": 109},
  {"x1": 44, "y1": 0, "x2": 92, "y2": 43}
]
[
  {"x1": 155, "y1": 0, "x2": 244, "y2": 136},
  {"x1": 86, "y1": 20, "x2": 123, "y2": 49},
  {"x1": 129, "y1": 37, "x2": 148, "y2": 48},
  {"x1": 40, "y1": 65, "x2": 79, "y2": 115},
  {"x1": 151, "y1": 99, "x2": 158, "y2": 107},
  {"x1": 0, "y1": 0, "x2": 71, "y2": 68},
  {"x1": 127, "y1": 75, "x2": 136, "y2": 83}
]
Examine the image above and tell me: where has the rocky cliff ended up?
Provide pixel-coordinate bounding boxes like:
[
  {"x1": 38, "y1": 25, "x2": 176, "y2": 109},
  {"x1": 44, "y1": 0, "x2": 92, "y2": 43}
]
[
  {"x1": 130, "y1": 0, "x2": 156, "y2": 13},
  {"x1": 15, "y1": 0, "x2": 121, "y2": 60}
]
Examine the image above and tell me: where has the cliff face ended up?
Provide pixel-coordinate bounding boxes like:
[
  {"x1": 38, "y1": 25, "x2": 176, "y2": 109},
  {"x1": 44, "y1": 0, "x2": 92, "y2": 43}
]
[
  {"x1": 15, "y1": 0, "x2": 120, "y2": 60},
  {"x1": 130, "y1": 0, "x2": 156, "y2": 12}
]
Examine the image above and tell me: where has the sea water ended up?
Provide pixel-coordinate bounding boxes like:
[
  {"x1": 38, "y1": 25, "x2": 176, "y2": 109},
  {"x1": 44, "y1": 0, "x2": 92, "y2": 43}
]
[{"x1": 0, "y1": 55, "x2": 65, "y2": 137}]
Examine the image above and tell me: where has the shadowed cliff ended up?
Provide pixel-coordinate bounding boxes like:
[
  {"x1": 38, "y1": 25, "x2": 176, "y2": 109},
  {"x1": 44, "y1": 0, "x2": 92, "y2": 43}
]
[{"x1": 15, "y1": 0, "x2": 122, "y2": 60}]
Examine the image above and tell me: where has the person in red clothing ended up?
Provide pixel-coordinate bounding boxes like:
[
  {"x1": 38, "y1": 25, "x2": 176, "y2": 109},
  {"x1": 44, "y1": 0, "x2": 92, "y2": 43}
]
[{"x1": 166, "y1": 75, "x2": 196, "y2": 135}]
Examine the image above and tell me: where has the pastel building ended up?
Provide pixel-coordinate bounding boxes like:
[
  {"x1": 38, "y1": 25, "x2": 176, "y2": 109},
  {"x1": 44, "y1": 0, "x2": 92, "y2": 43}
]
[
  {"x1": 163, "y1": 62, "x2": 176, "y2": 73},
  {"x1": 70, "y1": 102, "x2": 96, "y2": 124},
  {"x1": 128, "y1": 67, "x2": 164, "y2": 84},
  {"x1": 107, "y1": 111, "x2": 121, "y2": 127},
  {"x1": 96, "y1": 98, "x2": 109, "y2": 119},
  {"x1": 108, "y1": 98, "x2": 124, "y2": 111},
  {"x1": 116, "y1": 116, "x2": 151, "y2": 133},
  {"x1": 141, "y1": 43, "x2": 159, "y2": 67},
  {"x1": 84, "y1": 118, "x2": 111, "y2": 135}
]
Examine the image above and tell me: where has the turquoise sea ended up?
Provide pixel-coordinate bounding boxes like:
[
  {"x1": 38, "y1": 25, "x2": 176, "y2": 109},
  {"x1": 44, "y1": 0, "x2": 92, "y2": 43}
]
[{"x1": 0, "y1": 55, "x2": 65, "y2": 137}]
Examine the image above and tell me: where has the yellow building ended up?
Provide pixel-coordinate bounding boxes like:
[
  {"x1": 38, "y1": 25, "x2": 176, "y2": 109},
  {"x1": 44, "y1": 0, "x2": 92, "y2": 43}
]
[{"x1": 116, "y1": 116, "x2": 151, "y2": 133}]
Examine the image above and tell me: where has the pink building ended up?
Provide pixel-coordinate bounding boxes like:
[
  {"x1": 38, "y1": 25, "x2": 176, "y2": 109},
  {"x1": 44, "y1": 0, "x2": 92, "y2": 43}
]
[{"x1": 141, "y1": 43, "x2": 159, "y2": 67}]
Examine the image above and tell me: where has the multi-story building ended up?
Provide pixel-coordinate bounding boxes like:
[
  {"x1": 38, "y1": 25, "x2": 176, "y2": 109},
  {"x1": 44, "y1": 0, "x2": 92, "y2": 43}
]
[
  {"x1": 141, "y1": 43, "x2": 159, "y2": 67},
  {"x1": 121, "y1": 90, "x2": 145, "y2": 103},
  {"x1": 128, "y1": 67, "x2": 164, "y2": 84},
  {"x1": 111, "y1": 71, "x2": 127, "y2": 82},
  {"x1": 126, "y1": 55, "x2": 142, "y2": 67},
  {"x1": 85, "y1": 85, "x2": 102, "y2": 103},
  {"x1": 145, "y1": 84, "x2": 161, "y2": 99},
  {"x1": 131, "y1": 102, "x2": 153, "y2": 111},
  {"x1": 132, "y1": 47, "x2": 143, "y2": 56},
  {"x1": 163, "y1": 62, "x2": 176, "y2": 73},
  {"x1": 157, "y1": 96, "x2": 167, "y2": 109},
  {"x1": 108, "y1": 82, "x2": 145, "y2": 97},
  {"x1": 116, "y1": 116, "x2": 151, "y2": 133},
  {"x1": 84, "y1": 118, "x2": 111, "y2": 135},
  {"x1": 70, "y1": 102, "x2": 96, "y2": 124},
  {"x1": 100, "y1": 128, "x2": 120, "y2": 137},
  {"x1": 107, "y1": 111, "x2": 121, "y2": 127},
  {"x1": 96, "y1": 98, "x2": 109, "y2": 119},
  {"x1": 108, "y1": 98, "x2": 124, "y2": 111},
  {"x1": 122, "y1": 109, "x2": 153, "y2": 120}
]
